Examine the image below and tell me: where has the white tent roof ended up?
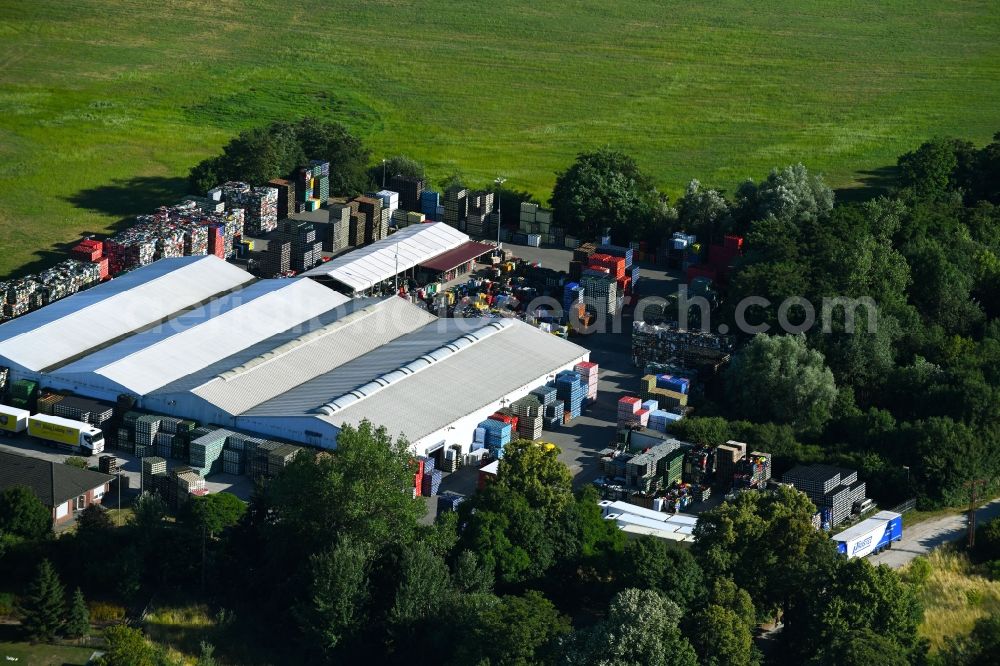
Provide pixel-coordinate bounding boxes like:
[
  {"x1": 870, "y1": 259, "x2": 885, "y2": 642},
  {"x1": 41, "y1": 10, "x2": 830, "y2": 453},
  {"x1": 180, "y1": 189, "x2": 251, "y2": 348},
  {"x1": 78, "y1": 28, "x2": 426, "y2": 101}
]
[
  {"x1": 299, "y1": 223, "x2": 469, "y2": 291},
  {"x1": 0, "y1": 256, "x2": 253, "y2": 372},
  {"x1": 54, "y1": 279, "x2": 349, "y2": 395}
]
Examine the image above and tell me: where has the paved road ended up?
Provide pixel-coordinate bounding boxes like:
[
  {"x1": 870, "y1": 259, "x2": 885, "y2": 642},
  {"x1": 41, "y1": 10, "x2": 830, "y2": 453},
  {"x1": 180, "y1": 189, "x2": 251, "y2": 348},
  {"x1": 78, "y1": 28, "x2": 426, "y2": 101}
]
[{"x1": 870, "y1": 500, "x2": 1000, "y2": 568}]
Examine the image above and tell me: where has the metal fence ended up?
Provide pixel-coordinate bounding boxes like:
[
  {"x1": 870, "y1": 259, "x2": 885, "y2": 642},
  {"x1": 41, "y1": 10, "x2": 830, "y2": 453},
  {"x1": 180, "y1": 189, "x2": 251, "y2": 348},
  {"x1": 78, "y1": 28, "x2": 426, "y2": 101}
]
[{"x1": 888, "y1": 498, "x2": 917, "y2": 514}]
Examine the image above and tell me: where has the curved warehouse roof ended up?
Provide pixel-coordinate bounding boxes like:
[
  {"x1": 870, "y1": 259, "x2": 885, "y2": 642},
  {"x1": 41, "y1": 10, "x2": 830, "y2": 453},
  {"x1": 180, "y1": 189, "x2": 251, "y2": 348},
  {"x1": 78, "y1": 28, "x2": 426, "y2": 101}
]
[
  {"x1": 299, "y1": 222, "x2": 468, "y2": 291},
  {"x1": 0, "y1": 256, "x2": 252, "y2": 372},
  {"x1": 53, "y1": 278, "x2": 350, "y2": 395},
  {"x1": 310, "y1": 319, "x2": 589, "y2": 444},
  {"x1": 183, "y1": 296, "x2": 437, "y2": 415}
]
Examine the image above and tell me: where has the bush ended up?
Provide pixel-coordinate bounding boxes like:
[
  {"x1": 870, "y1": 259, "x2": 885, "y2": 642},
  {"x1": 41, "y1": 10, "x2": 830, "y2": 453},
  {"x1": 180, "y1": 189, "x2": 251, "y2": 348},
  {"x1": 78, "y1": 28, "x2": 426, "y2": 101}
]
[
  {"x1": 0, "y1": 591, "x2": 15, "y2": 617},
  {"x1": 89, "y1": 601, "x2": 127, "y2": 623}
]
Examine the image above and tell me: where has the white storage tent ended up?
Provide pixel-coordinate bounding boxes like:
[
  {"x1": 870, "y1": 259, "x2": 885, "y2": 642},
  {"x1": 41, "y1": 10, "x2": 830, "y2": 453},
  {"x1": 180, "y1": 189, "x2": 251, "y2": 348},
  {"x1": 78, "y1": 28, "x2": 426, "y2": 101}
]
[{"x1": 299, "y1": 222, "x2": 469, "y2": 293}]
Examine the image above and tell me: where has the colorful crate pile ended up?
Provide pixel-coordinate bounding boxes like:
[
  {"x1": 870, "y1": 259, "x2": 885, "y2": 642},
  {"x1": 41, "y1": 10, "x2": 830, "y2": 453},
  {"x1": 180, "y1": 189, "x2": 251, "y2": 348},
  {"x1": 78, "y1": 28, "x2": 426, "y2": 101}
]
[
  {"x1": 310, "y1": 160, "x2": 331, "y2": 201},
  {"x1": 733, "y1": 451, "x2": 772, "y2": 490},
  {"x1": 413, "y1": 457, "x2": 426, "y2": 497},
  {"x1": 222, "y1": 182, "x2": 278, "y2": 236},
  {"x1": 640, "y1": 374, "x2": 690, "y2": 408},
  {"x1": 631, "y1": 321, "x2": 735, "y2": 371},
  {"x1": 0, "y1": 260, "x2": 102, "y2": 321},
  {"x1": 420, "y1": 455, "x2": 442, "y2": 496},
  {"x1": 437, "y1": 492, "x2": 465, "y2": 514}
]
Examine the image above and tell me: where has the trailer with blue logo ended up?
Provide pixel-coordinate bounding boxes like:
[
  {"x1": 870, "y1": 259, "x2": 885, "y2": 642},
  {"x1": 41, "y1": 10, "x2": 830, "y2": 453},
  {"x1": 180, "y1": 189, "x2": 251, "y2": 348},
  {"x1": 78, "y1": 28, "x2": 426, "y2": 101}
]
[{"x1": 832, "y1": 510, "x2": 903, "y2": 558}]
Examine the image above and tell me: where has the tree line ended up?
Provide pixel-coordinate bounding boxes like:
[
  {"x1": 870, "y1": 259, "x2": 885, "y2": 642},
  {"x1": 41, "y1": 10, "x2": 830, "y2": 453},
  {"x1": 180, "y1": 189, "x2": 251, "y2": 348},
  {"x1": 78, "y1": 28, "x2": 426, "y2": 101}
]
[{"x1": 0, "y1": 421, "x2": 956, "y2": 665}]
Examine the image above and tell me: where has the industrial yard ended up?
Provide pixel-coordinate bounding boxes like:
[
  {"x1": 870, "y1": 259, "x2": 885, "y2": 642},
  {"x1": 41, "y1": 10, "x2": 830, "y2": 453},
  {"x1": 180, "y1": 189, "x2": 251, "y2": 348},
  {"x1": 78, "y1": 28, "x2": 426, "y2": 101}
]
[{"x1": 1, "y1": 2, "x2": 997, "y2": 661}]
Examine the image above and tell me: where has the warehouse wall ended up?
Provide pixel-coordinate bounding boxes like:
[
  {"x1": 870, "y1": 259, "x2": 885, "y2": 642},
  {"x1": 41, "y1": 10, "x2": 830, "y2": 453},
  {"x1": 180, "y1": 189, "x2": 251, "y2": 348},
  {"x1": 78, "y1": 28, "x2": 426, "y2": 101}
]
[
  {"x1": 234, "y1": 414, "x2": 341, "y2": 449},
  {"x1": 409, "y1": 353, "x2": 589, "y2": 457}
]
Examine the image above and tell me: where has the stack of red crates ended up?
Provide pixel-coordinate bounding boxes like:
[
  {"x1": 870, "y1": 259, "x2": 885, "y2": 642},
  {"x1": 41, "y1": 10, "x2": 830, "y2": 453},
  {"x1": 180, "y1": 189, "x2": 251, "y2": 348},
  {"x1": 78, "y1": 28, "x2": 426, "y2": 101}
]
[
  {"x1": 488, "y1": 412, "x2": 518, "y2": 432},
  {"x1": 413, "y1": 458, "x2": 425, "y2": 497},
  {"x1": 206, "y1": 225, "x2": 226, "y2": 258},
  {"x1": 692, "y1": 235, "x2": 743, "y2": 285},
  {"x1": 71, "y1": 239, "x2": 102, "y2": 262},
  {"x1": 71, "y1": 239, "x2": 109, "y2": 280},
  {"x1": 588, "y1": 253, "x2": 626, "y2": 278}
]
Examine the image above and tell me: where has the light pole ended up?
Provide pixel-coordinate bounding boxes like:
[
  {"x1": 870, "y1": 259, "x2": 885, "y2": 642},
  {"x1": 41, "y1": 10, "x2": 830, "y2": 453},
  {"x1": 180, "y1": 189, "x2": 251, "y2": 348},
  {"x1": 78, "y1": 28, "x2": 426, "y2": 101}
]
[
  {"x1": 382, "y1": 158, "x2": 387, "y2": 189},
  {"x1": 494, "y1": 177, "x2": 506, "y2": 249},
  {"x1": 902, "y1": 465, "x2": 910, "y2": 485}
]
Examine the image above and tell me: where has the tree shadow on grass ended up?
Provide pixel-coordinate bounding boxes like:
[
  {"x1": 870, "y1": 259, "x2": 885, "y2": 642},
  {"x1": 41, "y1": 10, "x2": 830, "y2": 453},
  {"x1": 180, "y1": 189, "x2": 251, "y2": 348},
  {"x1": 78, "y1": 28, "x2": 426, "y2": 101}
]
[
  {"x1": 834, "y1": 164, "x2": 899, "y2": 204},
  {"x1": 65, "y1": 176, "x2": 190, "y2": 219},
  {"x1": 0, "y1": 176, "x2": 192, "y2": 280}
]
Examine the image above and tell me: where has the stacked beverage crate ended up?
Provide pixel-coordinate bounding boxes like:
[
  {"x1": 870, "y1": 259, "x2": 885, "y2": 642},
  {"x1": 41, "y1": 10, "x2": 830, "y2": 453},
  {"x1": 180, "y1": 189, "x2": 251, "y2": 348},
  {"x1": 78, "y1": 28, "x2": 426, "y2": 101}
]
[
  {"x1": 223, "y1": 182, "x2": 278, "y2": 236},
  {"x1": 189, "y1": 429, "x2": 231, "y2": 477},
  {"x1": 555, "y1": 370, "x2": 585, "y2": 420},
  {"x1": 272, "y1": 219, "x2": 323, "y2": 272},
  {"x1": 154, "y1": 432, "x2": 174, "y2": 458},
  {"x1": 258, "y1": 240, "x2": 292, "y2": 277},
  {"x1": 222, "y1": 447, "x2": 244, "y2": 475},
  {"x1": 267, "y1": 443, "x2": 302, "y2": 476},
  {"x1": 574, "y1": 361, "x2": 599, "y2": 403},
  {"x1": 443, "y1": 187, "x2": 468, "y2": 228},
  {"x1": 310, "y1": 160, "x2": 330, "y2": 200},
  {"x1": 141, "y1": 456, "x2": 167, "y2": 492},
  {"x1": 268, "y1": 178, "x2": 294, "y2": 220},
  {"x1": 328, "y1": 203, "x2": 351, "y2": 252},
  {"x1": 98, "y1": 455, "x2": 119, "y2": 475},
  {"x1": 134, "y1": 415, "x2": 161, "y2": 447},
  {"x1": 512, "y1": 395, "x2": 544, "y2": 441},
  {"x1": 579, "y1": 272, "x2": 618, "y2": 317}
]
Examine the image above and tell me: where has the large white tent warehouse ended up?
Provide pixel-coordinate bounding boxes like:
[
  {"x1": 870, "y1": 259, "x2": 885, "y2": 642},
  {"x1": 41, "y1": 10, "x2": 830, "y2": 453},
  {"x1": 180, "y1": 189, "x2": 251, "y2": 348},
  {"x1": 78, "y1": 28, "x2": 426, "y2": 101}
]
[
  {"x1": 0, "y1": 257, "x2": 589, "y2": 455},
  {"x1": 299, "y1": 222, "x2": 469, "y2": 293}
]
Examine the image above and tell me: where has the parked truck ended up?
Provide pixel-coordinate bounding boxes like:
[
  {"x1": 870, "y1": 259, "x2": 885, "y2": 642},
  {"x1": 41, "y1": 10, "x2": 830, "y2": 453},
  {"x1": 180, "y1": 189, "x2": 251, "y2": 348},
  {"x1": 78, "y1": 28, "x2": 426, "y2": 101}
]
[
  {"x1": 17, "y1": 411, "x2": 105, "y2": 455},
  {"x1": 832, "y1": 510, "x2": 903, "y2": 558},
  {"x1": 0, "y1": 404, "x2": 31, "y2": 435}
]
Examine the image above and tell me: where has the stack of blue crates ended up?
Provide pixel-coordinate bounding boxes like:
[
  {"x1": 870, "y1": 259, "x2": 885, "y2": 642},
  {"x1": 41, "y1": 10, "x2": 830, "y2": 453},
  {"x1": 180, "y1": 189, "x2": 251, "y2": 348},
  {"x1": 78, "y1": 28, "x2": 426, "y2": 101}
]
[
  {"x1": 562, "y1": 282, "x2": 583, "y2": 312},
  {"x1": 555, "y1": 370, "x2": 585, "y2": 420},
  {"x1": 531, "y1": 385, "x2": 558, "y2": 406},
  {"x1": 437, "y1": 492, "x2": 465, "y2": 514},
  {"x1": 543, "y1": 401, "x2": 564, "y2": 429},
  {"x1": 656, "y1": 374, "x2": 690, "y2": 394},
  {"x1": 479, "y1": 419, "x2": 512, "y2": 458},
  {"x1": 421, "y1": 469, "x2": 443, "y2": 496},
  {"x1": 631, "y1": 265, "x2": 641, "y2": 292},
  {"x1": 421, "y1": 191, "x2": 440, "y2": 219}
]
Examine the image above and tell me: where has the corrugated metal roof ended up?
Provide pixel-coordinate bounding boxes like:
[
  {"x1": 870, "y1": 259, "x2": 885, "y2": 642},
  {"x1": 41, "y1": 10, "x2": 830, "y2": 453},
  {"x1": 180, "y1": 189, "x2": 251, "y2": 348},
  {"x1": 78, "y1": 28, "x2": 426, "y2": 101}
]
[
  {"x1": 190, "y1": 297, "x2": 437, "y2": 415},
  {"x1": 315, "y1": 320, "x2": 588, "y2": 444},
  {"x1": 299, "y1": 223, "x2": 468, "y2": 291},
  {"x1": 53, "y1": 279, "x2": 349, "y2": 395},
  {"x1": 242, "y1": 318, "x2": 482, "y2": 417},
  {"x1": 0, "y1": 256, "x2": 253, "y2": 372},
  {"x1": 417, "y1": 241, "x2": 495, "y2": 272}
]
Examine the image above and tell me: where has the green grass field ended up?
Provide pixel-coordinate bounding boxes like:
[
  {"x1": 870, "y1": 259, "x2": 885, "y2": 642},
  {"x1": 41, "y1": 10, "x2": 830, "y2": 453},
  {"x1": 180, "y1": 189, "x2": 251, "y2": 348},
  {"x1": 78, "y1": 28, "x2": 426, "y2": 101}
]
[
  {"x1": 0, "y1": 641, "x2": 94, "y2": 666},
  {"x1": 0, "y1": 0, "x2": 998, "y2": 278}
]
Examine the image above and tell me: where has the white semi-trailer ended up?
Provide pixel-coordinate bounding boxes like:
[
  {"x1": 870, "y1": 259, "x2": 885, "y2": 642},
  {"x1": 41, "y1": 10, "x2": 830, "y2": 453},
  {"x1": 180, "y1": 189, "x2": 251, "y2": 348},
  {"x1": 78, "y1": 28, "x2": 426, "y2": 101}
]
[
  {"x1": 26, "y1": 413, "x2": 105, "y2": 456},
  {"x1": 0, "y1": 404, "x2": 31, "y2": 435},
  {"x1": 832, "y1": 511, "x2": 903, "y2": 558}
]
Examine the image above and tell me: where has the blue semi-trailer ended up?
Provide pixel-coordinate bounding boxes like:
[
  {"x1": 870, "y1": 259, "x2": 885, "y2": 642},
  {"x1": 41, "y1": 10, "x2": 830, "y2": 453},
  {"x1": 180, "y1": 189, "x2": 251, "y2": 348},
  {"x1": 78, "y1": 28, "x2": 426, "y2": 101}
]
[{"x1": 831, "y1": 510, "x2": 903, "y2": 558}]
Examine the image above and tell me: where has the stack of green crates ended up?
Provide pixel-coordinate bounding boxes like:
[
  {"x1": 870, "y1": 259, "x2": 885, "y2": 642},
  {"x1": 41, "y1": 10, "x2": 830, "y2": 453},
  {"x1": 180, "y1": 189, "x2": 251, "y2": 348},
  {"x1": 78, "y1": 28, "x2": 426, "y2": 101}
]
[
  {"x1": 8, "y1": 379, "x2": 37, "y2": 410},
  {"x1": 660, "y1": 449, "x2": 685, "y2": 486},
  {"x1": 189, "y1": 428, "x2": 230, "y2": 477}
]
